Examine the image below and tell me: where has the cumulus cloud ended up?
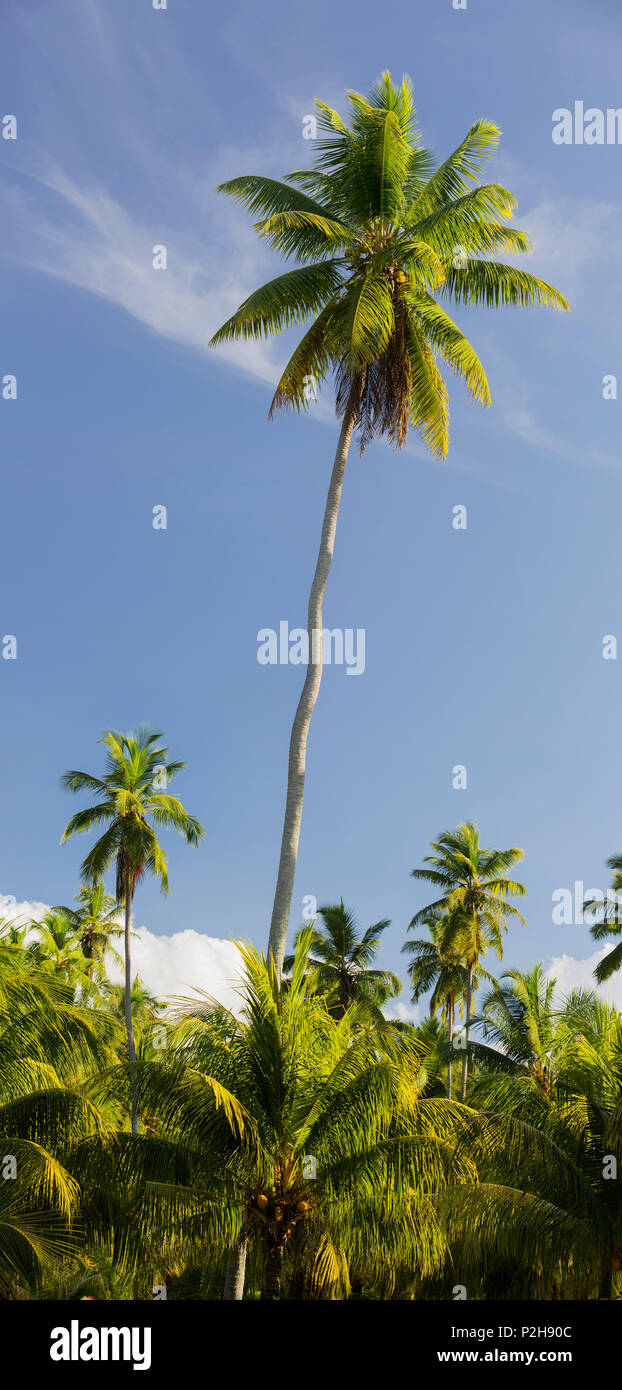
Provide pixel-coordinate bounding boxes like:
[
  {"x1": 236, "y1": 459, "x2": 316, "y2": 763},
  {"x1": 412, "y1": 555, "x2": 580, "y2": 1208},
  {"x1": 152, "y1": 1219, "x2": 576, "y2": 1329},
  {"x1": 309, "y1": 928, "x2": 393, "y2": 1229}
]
[
  {"x1": 384, "y1": 999, "x2": 424, "y2": 1025},
  {"x1": 0, "y1": 893, "x2": 243, "y2": 1011},
  {"x1": 106, "y1": 926, "x2": 243, "y2": 1012},
  {"x1": 0, "y1": 894, "x2": 49, "y2": 928},
  {"x1": 545, "y1": 947, "x2": 622, "y2": 1011}
]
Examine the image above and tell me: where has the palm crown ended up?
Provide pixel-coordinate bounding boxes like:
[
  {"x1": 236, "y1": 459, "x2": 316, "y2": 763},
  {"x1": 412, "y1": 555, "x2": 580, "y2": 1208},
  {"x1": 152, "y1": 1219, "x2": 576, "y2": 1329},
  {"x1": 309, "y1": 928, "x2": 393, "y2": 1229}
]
[
  {"x1": 60, "y1": 727, "x2": 203, "y2": 902},
  {"x1": 61, "y1": 726, "x2": 204, "y2": 1133},
  {"x1": 283, "y1": 900, "x2": 401, "y2": 1018},
  {"x1": 211, "y1": 72, "x2": 568, "y2": 456},
  {"x1": 410, "y1": 822, "x2": 527, "y2": 1100}
]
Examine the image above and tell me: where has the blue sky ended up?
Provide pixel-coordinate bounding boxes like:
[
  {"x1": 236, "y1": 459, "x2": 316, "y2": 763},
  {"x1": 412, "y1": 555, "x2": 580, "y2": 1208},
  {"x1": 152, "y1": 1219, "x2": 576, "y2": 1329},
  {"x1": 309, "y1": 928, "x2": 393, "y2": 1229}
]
[{"x1": 1, "y1": 0, "x2": 622, "y2": 1012}]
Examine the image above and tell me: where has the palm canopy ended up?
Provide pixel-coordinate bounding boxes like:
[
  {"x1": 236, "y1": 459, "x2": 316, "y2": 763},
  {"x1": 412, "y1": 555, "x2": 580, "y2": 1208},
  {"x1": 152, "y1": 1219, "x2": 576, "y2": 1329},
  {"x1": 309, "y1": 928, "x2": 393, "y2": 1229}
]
[
  {"x1": 210, "y1": 72, "x2": 568, "y2": 456},
  {"x1": 448, "y1": 989, "x2": 622, "y2": 1298},
  {"x1": 283, "y1": 900, "x2": 401, "y2": 1018},
  {"x1": 89, "y1": 931, "x2": 472, "y2": 1299},
  {"x1": 410, "y1": 822, "x2": 527, "y2": 951},
  {"x1": 474, "y1": 966, "x2": 558, "y2": 1072},
  {"x1": 60, "y1": 727, "x2": 204, "y2": 902},
  {"x1": 402, "y1": 912, "x2": 469, "y2": 1019},
  {"x1": 56, "y1": 881, "x2": 123, "y2": 973}
]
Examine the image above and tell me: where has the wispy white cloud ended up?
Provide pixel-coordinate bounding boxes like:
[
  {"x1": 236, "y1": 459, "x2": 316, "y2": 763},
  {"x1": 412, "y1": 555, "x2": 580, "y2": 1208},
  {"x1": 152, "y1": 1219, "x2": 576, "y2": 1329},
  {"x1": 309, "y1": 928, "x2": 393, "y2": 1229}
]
[{"x1": 3, "y1": 166, "x2": 284, "y2": 387}]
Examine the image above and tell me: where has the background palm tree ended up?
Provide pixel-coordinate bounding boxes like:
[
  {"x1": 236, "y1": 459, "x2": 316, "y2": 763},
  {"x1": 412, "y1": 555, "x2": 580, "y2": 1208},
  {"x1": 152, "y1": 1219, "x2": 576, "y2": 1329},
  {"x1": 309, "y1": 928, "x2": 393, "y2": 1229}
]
[
  {"x1": 283, "y1": 900, "x2": 401, "y2": 1018},
  {"x1": 26, "y1": 912, "x2": 96, "y2": 997},
  {"x1": 56, "y1": 882, "x2": 123, "y2": 980},
  {"x1": 0, "y1": 919, "x2": 29, "y2": 950},
  {"x1": 210, "y1": 72, "x2": 567, "y2": 977},
  {"x1": 402, "y1": 912, "x2": 469, "y2": 1098},
  {"x1": 0, "y1": 944, "x2": 119, "y2": 1298},
  {"x1": 60, "y1": 727, "x2": 204, "y2": 1133},
  {"x1": 448, "y1": 989, "x2": 622, "y2": 1299},
  {"x1": 469, "y1": 964, "x2": 559, "y2": 1104},
  {"x1": 584, "y1": 854, "x2": 622, "y2": 984},
  {"x1": 410, "y1": 823, "x2": 526, "y2": 1100}
]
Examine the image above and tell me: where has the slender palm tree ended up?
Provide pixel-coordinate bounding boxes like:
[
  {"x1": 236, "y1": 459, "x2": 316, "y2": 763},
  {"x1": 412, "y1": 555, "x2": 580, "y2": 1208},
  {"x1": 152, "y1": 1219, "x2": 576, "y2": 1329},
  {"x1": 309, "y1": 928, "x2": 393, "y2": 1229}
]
[
  {"x1": 60, "y1": 727, "x2": 204, "y2": 1134},
  {"x1": 402, "y1": 913, "x2": 469, "y2": 1098},
  {"x1": 56, "y1": 882, "x2": 123, "y2": 980},
  {"x1": 584, "y1": 854, "x2": 622, "y2": 984},
  {"x1": 283, "y1": 900, "x2": 400, "y2": 1018},
  {"x1": 210, "y1": 73, "x2": 567, "y2": 978},
  {"x1": 410, "y1": 823, "x2": 527, "y2": 1100}
]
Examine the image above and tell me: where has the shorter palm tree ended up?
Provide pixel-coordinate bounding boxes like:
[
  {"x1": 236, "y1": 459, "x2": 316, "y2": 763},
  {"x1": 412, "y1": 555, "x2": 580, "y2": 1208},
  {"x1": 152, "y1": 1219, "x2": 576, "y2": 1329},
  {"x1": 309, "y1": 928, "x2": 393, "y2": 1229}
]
[
  {"x1": 470, "y1": 964, "x2": 559, "y2": 1106},
  {"x1": 447, "y1": 989, "x2": 622, "y2": 1298},
  {"x1": 56, "y1": 882, "x2": 123, "y2": 980},
  {"x1": 26, "y1": 912, "x2": 96, "y2": 997},
  {"x1": 410, "y1": 823, "x2": 527, "y2": 1100},
  {"x1": 402, "y1": 912, "x2": 470, "y2": 1098},
  {"x1": 61, "y1": 726, "x2": 204, "y2": 1134},
  {"x1": 283, "y1": 900, "x2": 401, "y2": 1019}
]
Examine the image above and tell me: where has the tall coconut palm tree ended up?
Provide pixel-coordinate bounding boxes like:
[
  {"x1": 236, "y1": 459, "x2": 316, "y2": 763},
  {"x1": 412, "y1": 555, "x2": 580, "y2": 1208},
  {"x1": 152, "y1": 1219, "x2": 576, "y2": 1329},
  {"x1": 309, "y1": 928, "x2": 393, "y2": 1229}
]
[
  {"x1": 283, "y1": 900, "x2": 401, "y2": 1018},
  {"x1": 60, "y1": 727, "x2": 204, "y2": 1134},
  {"x1": 210, "y1": 72, "x2": 567, "y2": 978},
  {"x1": 402, "y1": 913, "x2": 469, "y2": 1098},
  {"x1": 410, "y1": 823, "x2": 527, "y2": 1100}
]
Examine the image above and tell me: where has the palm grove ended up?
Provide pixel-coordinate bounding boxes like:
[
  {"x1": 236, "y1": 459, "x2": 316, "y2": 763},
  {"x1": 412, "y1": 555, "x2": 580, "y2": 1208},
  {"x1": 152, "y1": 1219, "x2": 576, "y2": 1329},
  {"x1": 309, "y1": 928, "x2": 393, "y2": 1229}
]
[{"x1": 4, "y1": 78, "x2": 618, "y2": 1300}]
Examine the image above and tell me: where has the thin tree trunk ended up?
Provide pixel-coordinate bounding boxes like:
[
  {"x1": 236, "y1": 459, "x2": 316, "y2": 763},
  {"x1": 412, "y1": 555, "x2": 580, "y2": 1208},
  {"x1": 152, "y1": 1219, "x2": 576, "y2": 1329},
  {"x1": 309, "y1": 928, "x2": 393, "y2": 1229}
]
[
  {"x1": 223, "y1": 1241, "x2": 247, "y2": 1301},
  {"x1": 460, "y1": 964, "x2": 473, "y2": 1102},
  {"x1": 267, "y1": 399, "x2": 358, "y2": 977},
  {"x1": 124, "y1": 871, "x2": 138, "y2": 1135},
  {"x1": 261, "y1": 1239, "x2": 286, "y2": 1301},
  {"x1": 447, "y1": 998, "x2": 453, "y2": 1100}
]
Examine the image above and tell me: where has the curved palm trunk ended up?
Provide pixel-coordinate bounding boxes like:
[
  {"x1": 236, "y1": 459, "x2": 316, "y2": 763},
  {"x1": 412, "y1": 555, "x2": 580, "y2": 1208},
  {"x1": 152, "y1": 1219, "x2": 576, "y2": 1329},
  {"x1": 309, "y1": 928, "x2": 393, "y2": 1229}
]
[
  {"x1": 223, "y1": 1241, "x2": 247, "y2": 1301},
  {"x1": 267, "y1": 401, "x2": 358, "y2": 977},
  {"x1": 460, "y1": 964, "x2": 473, "y2": 1103},
  {"x1": 123, "y1": 872, "x2": 138, "y2": 1136}
]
